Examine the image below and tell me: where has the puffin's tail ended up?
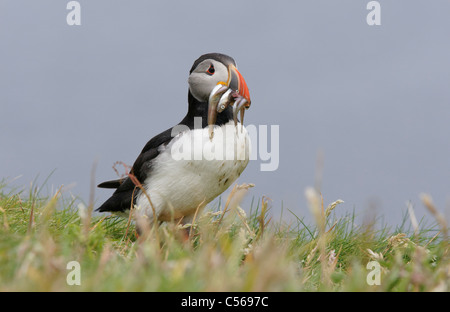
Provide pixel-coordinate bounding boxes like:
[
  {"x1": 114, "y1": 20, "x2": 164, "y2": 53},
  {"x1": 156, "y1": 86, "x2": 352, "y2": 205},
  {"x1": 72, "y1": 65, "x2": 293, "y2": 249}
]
[{"x1": 97, "y1": 178, "x2": 124, "y2": 189}]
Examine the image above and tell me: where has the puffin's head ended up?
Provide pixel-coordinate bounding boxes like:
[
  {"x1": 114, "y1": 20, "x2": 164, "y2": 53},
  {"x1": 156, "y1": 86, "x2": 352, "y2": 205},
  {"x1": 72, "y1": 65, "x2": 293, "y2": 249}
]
[{"x1": 188, "y1": 53, "x2": 251, "y2": 139}]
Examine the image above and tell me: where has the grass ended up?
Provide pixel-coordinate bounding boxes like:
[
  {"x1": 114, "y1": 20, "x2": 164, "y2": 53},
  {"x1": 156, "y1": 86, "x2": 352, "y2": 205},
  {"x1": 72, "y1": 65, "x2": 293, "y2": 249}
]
[{"x1": 0, "y1": 179, "x2": 448, "y2": 292}]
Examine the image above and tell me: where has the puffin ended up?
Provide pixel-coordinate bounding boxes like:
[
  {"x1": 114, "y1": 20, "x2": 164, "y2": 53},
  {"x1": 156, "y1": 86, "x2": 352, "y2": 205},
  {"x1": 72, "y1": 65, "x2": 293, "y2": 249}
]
[{"x1": 96, "y1": 53, "x2": 252, "y2": 226}]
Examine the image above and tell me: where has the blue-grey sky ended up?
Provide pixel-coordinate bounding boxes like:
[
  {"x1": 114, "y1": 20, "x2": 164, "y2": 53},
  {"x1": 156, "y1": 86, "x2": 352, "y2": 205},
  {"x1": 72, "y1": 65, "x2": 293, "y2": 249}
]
[{"x1": 1, "y1": 0, "x2": 449, "y2": 226}]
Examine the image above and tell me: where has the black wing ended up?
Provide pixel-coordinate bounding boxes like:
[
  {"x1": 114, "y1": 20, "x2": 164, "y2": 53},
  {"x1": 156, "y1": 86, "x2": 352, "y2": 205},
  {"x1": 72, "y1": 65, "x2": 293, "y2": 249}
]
[{"x1": 96, "y1": 127, "x2": 174, "y2": 213}]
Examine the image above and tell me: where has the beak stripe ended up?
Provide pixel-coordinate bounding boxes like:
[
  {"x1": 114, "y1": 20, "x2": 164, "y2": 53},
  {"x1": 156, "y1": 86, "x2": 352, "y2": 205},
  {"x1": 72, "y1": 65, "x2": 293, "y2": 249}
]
[{"x1": 228, "y1": 65, "x2": 251, "y2": 105}]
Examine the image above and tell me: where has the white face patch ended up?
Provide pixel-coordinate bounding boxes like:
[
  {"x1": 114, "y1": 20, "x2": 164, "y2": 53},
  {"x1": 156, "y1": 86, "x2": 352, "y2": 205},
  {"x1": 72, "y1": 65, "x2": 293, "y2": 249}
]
[{"x1": 188, "y1": 59, "x2": 229, "y2": 102}]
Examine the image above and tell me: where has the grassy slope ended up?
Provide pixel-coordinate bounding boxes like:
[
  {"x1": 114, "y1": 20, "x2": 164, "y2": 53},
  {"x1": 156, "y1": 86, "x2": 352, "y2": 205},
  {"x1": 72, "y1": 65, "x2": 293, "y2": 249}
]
[{"x1": 0, "y1": 181, "x2": 448, "y2": 292}]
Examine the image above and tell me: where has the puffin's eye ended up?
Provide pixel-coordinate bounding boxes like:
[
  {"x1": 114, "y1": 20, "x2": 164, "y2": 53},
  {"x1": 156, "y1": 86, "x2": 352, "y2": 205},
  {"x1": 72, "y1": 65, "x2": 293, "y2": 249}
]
[{"x1": 206, "y1": 64, "x2": 215, "y2": 75}]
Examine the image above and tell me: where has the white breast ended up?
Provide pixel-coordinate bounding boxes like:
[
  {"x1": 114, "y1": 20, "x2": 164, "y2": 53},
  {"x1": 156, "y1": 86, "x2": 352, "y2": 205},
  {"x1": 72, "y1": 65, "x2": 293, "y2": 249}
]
[{"x1": 135, "y1": 121, "x2": 251, "y2": 222}]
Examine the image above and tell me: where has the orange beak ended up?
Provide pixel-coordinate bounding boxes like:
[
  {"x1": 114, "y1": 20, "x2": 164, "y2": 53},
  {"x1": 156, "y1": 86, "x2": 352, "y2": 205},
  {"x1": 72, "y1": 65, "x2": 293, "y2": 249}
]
[
  {"x1": 227, "y1": 64, "x2": 251, "y2": 107},
  {"x1": 208, "y1": 64, "x2": 251, "y2": 140}
]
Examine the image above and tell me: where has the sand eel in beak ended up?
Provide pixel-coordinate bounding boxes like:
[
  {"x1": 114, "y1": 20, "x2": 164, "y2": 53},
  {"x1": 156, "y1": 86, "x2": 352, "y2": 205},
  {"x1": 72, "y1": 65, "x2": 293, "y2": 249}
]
[
  {"x1": 206, "y1": 63, "x2": 251, "y2": 139},
  {"x1": 96, "y1": 53, "x2": 252, "y2": 229}
]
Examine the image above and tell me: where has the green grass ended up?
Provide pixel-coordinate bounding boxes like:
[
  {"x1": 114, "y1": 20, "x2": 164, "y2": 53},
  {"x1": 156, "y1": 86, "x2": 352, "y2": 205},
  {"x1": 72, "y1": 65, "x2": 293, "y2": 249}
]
[{"x1": 0, "y1": 180, "x2": 448, "y2": 292}]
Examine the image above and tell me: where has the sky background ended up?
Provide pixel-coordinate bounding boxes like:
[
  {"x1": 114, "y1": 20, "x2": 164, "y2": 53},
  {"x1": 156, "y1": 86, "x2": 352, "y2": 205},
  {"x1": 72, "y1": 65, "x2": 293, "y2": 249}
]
[{"x1": 1, "y1": 0, "x2": 449, "y2": 226}]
